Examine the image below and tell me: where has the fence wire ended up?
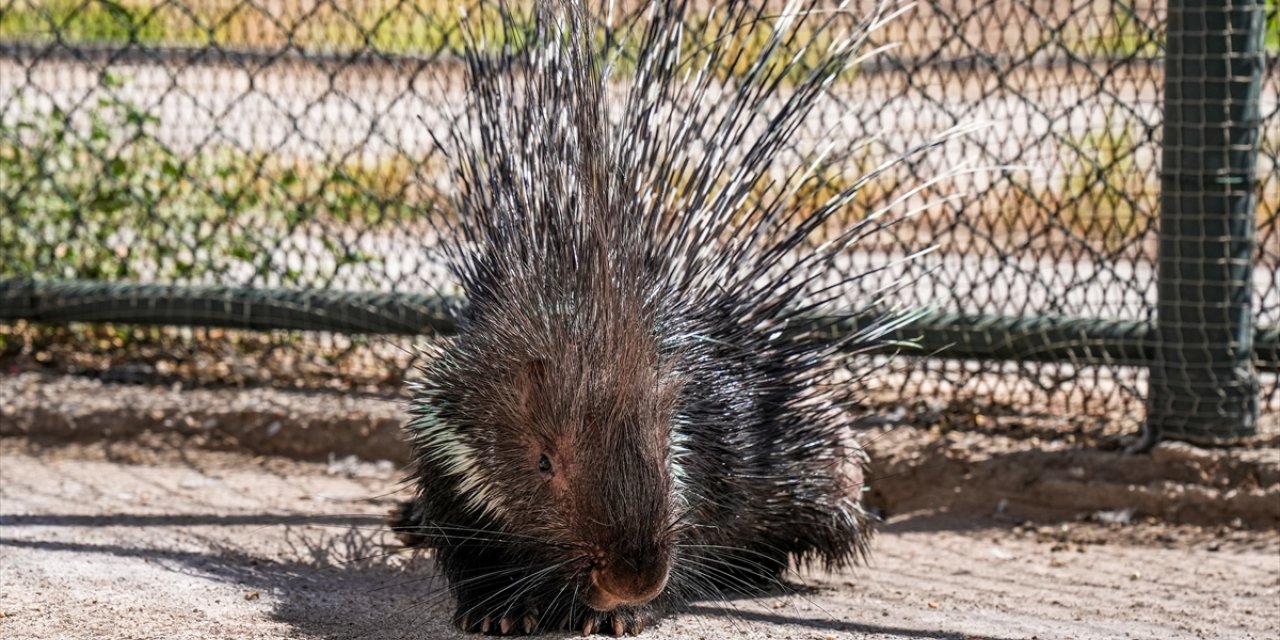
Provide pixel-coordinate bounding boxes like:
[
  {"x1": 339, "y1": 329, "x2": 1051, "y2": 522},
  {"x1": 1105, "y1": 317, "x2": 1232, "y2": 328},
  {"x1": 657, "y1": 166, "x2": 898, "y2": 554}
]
[{"x1": 0, "y1": 0, "x2": 1276, "y2": 441}]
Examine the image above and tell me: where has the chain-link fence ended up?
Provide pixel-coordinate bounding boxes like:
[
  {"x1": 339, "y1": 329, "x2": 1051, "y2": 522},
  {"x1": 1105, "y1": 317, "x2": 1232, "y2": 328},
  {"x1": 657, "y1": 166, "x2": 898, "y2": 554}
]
[{"x1": 1, "y1": 0, "x2": 1276, "y2": 442}]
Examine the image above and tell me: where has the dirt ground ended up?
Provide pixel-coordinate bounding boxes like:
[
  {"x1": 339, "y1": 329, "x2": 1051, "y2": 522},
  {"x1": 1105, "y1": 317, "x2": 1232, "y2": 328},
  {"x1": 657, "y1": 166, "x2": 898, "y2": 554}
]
[
  {"x1": 1, "y1": 439, "x2": 1277, "y2": 640},
  {"x1": 1, "y1": 374, "x2": 1279, "y2": 640},
  {"x1": 4, "y1": 372, "x2": 1278, "y2": 528}
]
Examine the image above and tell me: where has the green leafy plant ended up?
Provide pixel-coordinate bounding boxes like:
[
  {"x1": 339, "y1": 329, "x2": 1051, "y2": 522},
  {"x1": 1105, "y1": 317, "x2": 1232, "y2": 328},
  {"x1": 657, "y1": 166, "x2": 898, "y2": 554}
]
[
  {"x1": 0, "y1": 0, "x2": 536, "y2": 57},
  {"x1": 0, "y1": 0, "x2": 181, "y2": 46},
  {"x1": 0, "y1": 74, "x2": 430, "y2": 285}
]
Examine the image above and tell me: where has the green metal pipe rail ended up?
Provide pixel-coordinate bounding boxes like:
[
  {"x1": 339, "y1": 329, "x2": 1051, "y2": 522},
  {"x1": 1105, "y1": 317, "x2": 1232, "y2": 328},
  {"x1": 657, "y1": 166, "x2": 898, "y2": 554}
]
[
  {"x1": 0, "y1": 279, "x2": 458, "y2": 336},
  {"x1": 3, "y1": 278, "x2": 1276, "y2": 372}
]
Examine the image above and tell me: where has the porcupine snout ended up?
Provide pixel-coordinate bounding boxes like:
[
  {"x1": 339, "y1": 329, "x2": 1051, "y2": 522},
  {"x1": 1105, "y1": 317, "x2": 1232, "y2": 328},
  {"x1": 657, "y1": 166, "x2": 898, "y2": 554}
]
[
  {"x1": 578, "y1": 441, "x2": 674, "y2": 612},
  {"x1": 585, "y1": 543, "x2": 671, "y2": 611}
]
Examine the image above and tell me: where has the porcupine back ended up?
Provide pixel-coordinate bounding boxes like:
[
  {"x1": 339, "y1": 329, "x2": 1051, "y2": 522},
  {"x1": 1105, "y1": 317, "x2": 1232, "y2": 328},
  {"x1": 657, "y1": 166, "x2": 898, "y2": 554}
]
[{"x1": 398, "y1": 0, "x2": 936, "y2": 633}]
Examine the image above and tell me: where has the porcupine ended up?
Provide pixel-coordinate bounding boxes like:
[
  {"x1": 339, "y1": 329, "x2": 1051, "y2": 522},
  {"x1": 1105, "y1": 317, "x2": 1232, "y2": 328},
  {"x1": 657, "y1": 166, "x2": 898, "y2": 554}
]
[{"x1": 390, "y1": 0, "x2": 925, "y2": 635}]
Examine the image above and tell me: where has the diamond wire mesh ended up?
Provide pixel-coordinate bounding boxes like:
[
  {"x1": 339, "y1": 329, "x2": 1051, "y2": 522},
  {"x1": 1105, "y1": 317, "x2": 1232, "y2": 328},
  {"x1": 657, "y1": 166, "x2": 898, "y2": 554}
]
[{"x1": 0, "y1": 0, "x2": 1275, "y2": 439}]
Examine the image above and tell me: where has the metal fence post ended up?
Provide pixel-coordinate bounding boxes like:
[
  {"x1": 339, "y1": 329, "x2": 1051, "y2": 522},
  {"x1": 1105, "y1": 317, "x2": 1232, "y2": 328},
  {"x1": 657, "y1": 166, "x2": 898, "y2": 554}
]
[{"x1": 1147, "y1": 0, "x2": 1265, "y2": 443}]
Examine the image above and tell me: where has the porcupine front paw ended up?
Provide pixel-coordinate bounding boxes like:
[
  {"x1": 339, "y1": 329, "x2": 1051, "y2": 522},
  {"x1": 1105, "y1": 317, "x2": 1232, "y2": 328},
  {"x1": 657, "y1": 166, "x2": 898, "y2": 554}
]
[
  {"x1": 550, "y1": 606, "x2": 650, "y2": 637},
  {"x1": 453, "y1": 602, "x2": 540, "y2": 636},
  {"x1": 454, "y1": 601, "x2": 651, "y2": 636}
]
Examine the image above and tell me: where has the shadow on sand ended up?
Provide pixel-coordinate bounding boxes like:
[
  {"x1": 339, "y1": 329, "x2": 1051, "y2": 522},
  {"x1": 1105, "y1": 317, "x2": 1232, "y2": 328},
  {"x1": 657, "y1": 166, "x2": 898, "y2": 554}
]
[{"x1": 0, "y1": 512, "x2": 1017, "y2": 640}]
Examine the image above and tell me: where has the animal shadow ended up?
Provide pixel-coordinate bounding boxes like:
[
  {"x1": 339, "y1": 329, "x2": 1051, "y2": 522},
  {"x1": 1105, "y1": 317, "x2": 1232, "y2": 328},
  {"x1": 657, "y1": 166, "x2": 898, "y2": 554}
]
[
  {"x1": 0, "y1": 512, "x2": 1008, "y2": 639},
  {"x1": 0, "y1": 512, "x2": 458, "y2": 639}
]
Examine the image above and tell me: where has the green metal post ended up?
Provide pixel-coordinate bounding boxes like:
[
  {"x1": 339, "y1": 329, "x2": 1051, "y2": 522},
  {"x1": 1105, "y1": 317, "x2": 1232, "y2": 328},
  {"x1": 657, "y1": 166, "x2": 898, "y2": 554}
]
[{"x1": 1147, "y1": 0, "x2": 1265, "y2": 443}]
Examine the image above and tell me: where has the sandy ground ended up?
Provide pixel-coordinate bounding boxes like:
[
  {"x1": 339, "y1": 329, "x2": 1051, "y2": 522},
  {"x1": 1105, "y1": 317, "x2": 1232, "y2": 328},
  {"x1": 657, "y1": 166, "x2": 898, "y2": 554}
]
[
  {"x1": 1, "y1": 372, "x2": 1278, "y2": 639},
  {"x1": 1, "y1": 439, "x2": 1278, "y2": 640}
]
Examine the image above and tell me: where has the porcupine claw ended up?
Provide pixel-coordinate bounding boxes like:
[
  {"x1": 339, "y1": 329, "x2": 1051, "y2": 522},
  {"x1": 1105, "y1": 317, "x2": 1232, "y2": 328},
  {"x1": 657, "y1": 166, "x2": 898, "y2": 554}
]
[
  {"x1": 519, "y1": 604, "x2": 540, "y2": 634},
  {"x1": 456, "y1": 613, "x2": 471, "y2": 632},
  {"x1": 611, "y1": 615, "x2": 625, "y2": 637},
  {"x1": 479, "y1": 616, "x2": 492, "y2": 634},
  {"x1": 581, "y1": 616, "x2": 597, "y2": 636}
]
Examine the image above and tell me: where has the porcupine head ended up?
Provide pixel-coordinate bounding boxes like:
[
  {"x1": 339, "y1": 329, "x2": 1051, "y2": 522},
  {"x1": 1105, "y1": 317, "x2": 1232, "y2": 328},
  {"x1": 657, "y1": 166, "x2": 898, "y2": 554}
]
[{"x1": 397, "y1": 0, "x2": 901, "y2": 634}]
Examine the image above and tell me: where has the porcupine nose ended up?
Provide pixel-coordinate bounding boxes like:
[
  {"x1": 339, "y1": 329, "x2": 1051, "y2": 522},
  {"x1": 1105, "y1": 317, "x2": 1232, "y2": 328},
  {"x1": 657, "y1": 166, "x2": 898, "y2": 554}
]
[{"x1": 587, "y1": 555, "x2": 670, "y2": 611}]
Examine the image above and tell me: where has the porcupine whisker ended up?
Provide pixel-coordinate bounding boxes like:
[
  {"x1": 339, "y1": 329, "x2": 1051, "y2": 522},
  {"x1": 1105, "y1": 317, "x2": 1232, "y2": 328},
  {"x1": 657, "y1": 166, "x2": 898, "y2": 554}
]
[
  {"x1": 444, "y1": 521, "x2": 578, "y2": 547},
  {"x1": 567, "y1": 582, "x2": 582, "y2": 631},
  {"x1": 329, "y1": 545, "x2": 424, "y2": 568},
  {"x1": 672, "y1": 562, "x2": 787, "y2": 630},
  {"x1": 327, "y1": 534, "x2": 521, "y2": 571},
  {"x1": 397, "y1": 581, "x2": 476, "y2": 634},
  {"x1": 411, "y1": 565, "x2": 534, "y2": 604},
  {"x1": 661, "y1": 507, "x2": 700, "y2": 537},
  {"x1": 679, "y1": 552, "x2": 849, "y2": 630},
  {"x1": 676, "y1": 552, "x2": 790, "y2": 594},
  {"x1": 494, "y1": 558, "x2": 583, "y2": 626},
  {"x1": 671, "y1": 585, "x2": 755, "y2": 638},
  {"x1": 392, "y1": 564, "x2": 545, "y2": 617},
  {"x1": 667, "y1": 563, "x2": 721, "y2": 603},
  {"x1": 264, "y1": 522, "x2": 409, "y2": 537},
  {"x1": 453, "y1": 558, "x2": 579, "y2": 627},
  {"x1": 680, "y1": 542, "x2": 828, "y2": 584},
  {"x1": 492, "y1": 574, "x2": 552, "y2": 629},
  {"x1": 665, "y1": 559, "x2": 767, "y2": 636},
  {"x1": 371, "y1": 576, "x2": 460, "y2": 614},
  {"x1": 667, "y1": 583, "x2": 739, "y2": 640},
  {"x1": 250, "y1": 519, "x2": 537, "y2": 544},
  {"x1": 366, "y1": 573, "x2": 446, "y2": 600},
  {"x1": 393, "y1": 523, "x2": 577, "y2": 547},
  {"x1": 384, "y1": 526, "x2": 529, "y2": 550},
  {"x1": 378, "y1": 572, "x2": 510, "y2": 627},
  {"x1": 240, "y1": 513, "x2": 388, "y2": 533},
  {"x1": 384, "y1": 559, "x2": 534, "y2": 596},
  {"x1": 541, "y1": 572, "x2": 578, "y2": 630}
]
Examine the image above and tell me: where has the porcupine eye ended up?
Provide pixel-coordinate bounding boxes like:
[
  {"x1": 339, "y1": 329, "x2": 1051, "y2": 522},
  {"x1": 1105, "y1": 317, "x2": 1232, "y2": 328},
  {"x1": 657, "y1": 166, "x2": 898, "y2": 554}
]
[{"x1": 537, "y1": 453, "x2": 554, "y2": 477}]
